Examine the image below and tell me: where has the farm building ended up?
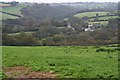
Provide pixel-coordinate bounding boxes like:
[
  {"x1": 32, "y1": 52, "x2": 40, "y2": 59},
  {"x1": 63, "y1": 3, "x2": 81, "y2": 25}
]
[{"x1": 84, "y1": 24, "x2": 95, "y2": 31}]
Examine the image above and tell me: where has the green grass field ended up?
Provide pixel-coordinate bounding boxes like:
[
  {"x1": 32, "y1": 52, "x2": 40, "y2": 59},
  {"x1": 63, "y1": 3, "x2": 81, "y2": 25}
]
[
  {"x1": 1, "y1": 3, "x2": 27, "y2": 20},
  {"x1": 89, "y1": 16, "x2": 118, "y2": 21},
  {"x1": 98, "y1": 16, "x2": 118, "y2": 20},
  {"x1": 88, "y1": 21, "x2": 108, "y2": 26},
  {"x1": 74, "y1": 11, "x2": 108, "y2": 18},
  {"x1": 88, "y1": 16, "x2": 118, "y2": 26},
  {"x1": 0, "y1": 47, "x2": 2, "y2": 79},
  {"x1": 0, "y1": 12, "x2": 18, "y2": 20},
  {"x1": 2, "y1": 46, "x2": 118, "y2": 78},
  {"x1": 1, "y1": 4, "x2": 27, "y2": 16}
]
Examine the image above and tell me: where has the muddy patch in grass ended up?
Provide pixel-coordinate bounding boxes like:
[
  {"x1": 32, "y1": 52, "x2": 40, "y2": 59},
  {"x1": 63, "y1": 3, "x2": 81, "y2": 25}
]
[{"x1": 3, "y1": 66, "x2": 57, "y2": 78}]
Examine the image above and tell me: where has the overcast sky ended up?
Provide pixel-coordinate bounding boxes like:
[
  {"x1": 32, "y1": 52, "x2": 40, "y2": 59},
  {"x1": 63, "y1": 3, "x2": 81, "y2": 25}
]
[{"x1": 0, "y1": 0, "x2": 119, "y2": 3}]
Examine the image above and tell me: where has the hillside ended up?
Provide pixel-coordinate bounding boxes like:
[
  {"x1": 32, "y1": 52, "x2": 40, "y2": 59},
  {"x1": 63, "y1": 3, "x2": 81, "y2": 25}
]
[
  {"x1": 61, "y1": 2, "x2": 118, "y2": 12},
  {"x1": 21, "y1": 4, "x2": 78, "y2": 21},
  {"x1": 2, "y1": 2, "x2": 119, "y2": 46}
]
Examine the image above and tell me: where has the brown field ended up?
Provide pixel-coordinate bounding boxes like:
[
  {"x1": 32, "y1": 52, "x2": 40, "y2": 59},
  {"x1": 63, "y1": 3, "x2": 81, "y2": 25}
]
[{"x1": 0, "y1": 3, "x2": 11, "y2": 7}]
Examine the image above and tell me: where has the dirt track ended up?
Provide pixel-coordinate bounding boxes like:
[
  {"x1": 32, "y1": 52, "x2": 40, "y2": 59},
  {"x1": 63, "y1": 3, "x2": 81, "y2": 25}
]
[{"x1": 3, "y1": 66, "x2": 57, "y2": 78}]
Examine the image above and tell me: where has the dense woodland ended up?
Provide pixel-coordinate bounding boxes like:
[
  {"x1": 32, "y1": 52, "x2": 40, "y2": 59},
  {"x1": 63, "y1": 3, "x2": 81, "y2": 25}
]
[{"x1": 2, "y1": 2, "x2": 120, "y2": 46}]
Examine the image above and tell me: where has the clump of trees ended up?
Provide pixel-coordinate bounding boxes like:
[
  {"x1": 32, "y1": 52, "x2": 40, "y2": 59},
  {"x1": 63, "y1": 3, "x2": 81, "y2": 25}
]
[
  {"x1": 10, "y1": 1, "x2": 19, "y2": 6},
  {"x1": 2, "y1": 33, "x2": 39, "y2": 46},
  {"x1": 21, "y1": 4, "x2": 78, "y2": 21},
  {"x1": 2, "y1": 16, "x2": 119, "y2": 46},
  {"x1": 2, "y1": 26, "x2": 118, "y2": 46}
]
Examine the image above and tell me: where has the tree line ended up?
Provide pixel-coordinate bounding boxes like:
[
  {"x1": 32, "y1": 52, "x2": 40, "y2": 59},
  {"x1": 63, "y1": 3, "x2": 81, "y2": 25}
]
[{"x1": 2, "y1": 18, "x2": 119, "y2": 46}]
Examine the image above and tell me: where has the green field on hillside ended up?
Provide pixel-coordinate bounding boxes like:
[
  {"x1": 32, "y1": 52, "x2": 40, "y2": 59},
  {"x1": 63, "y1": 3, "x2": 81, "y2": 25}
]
[
  {"x1": 1, "y1": 3, "x2": 27, "y2": 20},
  {"x1": 88, "y1": 21, "x2": 108, "y2": 26},
  {"x1": 74, "y1": 11, "x2": 108, "y2": 18},
  {"x1": 89, "y1": 16, "x2": 118, "y2": 21},
  {"x1": 98, "y1": 16, "x2": 118, "y2": 20},
  {"x1": 0, "y1": 12, "x2": 18, "y2": 20},
  {"x1": 2, "y1": 46, "x2": 118, "y2": 78},
  {"x1": 88, "y1": 16, "x2": 118, "y2": 26},
  {"x1": 1, "y1": 4, "x2": 27, "y2": 16}
]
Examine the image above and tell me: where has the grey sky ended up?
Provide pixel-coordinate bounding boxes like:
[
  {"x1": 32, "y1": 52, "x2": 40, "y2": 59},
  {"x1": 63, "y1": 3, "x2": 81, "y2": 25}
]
[{"x1": 0, "y1": 0, "x2": 119, "y2": 3}]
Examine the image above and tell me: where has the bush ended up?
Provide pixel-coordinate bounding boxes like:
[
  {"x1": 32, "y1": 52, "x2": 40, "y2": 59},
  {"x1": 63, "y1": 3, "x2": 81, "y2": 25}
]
[
  {"x1": 2, "y1": 33, "x2": 40, "y2": 46},
  {"x1": 96, "y1": 48, "x2": 115, "y2": 52}
]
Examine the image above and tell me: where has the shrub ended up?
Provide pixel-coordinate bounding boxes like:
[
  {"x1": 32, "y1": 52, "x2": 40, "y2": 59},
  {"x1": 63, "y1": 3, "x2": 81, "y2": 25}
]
[{"x1": 96, "y1": 48, "x2": 115, "y2": 52}]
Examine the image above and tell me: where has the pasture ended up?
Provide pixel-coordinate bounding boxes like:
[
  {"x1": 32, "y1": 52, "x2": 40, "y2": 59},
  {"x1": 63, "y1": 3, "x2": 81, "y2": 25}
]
[
  {"x1": 74, "y1": 11, "x2": 108, "y2": 18},
  {"x1": 0, "y1": 12, "x2": 18, "y2": 20},
  {"x1": 1, "y1": 4, "x2": 27, "y2": 16},
  {"x1": 1, "y1": 3, "x2": 27, "y2": 20},
  {"x1": 97, "y1": 16, "x2": 118, "y2": 20},
  {"x1": 2, "y1": 46, "x2": 118, "y2": 78},
  {"x1": 73, "y1": 11, "x2": 118, "y2": 26},
  {"x1": 88, "y1": 21, "x2": 108, "y2": 26},
  {"x1": 88, "y1": 15, "x2": 118, "y2": 26},
  {"x1": 89, "y1": 16, "x2": 118, "y2": 21}
]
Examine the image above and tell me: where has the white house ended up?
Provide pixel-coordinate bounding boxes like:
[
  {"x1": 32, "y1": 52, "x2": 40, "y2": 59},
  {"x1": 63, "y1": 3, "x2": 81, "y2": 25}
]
[
  {"x1": 67, "y1": 23, "x2": 72, "y2": 28},
  {"x1": 84, "y1": 24, "x2": 95, "y2": 32}
]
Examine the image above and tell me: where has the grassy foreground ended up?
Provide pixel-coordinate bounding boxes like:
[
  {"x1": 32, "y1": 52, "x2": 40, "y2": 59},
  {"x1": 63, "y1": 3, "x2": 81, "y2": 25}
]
[{"x1": 2, "y1": 46, "x2": 118, "y2": 78}]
